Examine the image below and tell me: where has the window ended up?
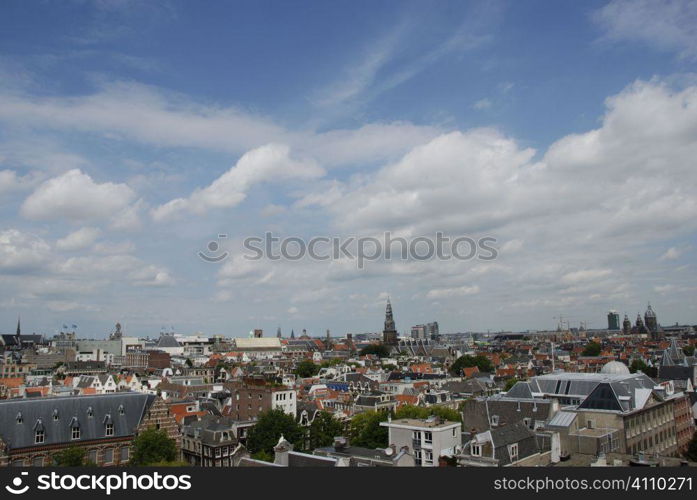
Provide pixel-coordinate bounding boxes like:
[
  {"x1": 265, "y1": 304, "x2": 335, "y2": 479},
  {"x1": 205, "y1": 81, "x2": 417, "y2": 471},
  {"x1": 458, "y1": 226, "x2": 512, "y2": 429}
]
[
  {"x1": 53, "y1": 410, "x2": 59, "y2": 421},
  {"x1": 471, "y1": 444, "x2": 482, "y2": 457},
  {"x1": 103, "y1": 448, "x2": 113, "y2": 464},
  {"x1": 87, "y1": 407, "x2": 94, "y2": 418},
  {"x1": 452, "y1": 428, "x2": 457, "y2": 437},
  {"x1": 120, "y1": 447, "x2": 129, "y2": 462},
  {"x1": 16, "y1": 412, "x2": 23, "y2": 424},
  {"x1": 88, "y1": 450, "x2": 97, "y2": 463},
  {"x1": 105, "y1": 423, "x2": 114, "y2": 436},
  {"x1": 118, "y1": 405, "x2": 125, "y2": 416},
  {"x1": 424, "y1": 431, "x2": 432, "y2": 444},
  {"x1": 509, "y1": 443, "x2": 519, "y2": 462},
  {"x1": 412, "y1": 431, "x2": 420, "y2": 441},
  {"x1": 72, "y1": 427, "x2": 80, "y2": 440},
  {"x1": 490, "y1": 415, "x2": 499, "y2": 426},
  {"x1": 32, "y1": 456, "x2": 44, "y2": 467},
  {"x1": 35, "y1": 429, "x2": 45, "y2": 444}
]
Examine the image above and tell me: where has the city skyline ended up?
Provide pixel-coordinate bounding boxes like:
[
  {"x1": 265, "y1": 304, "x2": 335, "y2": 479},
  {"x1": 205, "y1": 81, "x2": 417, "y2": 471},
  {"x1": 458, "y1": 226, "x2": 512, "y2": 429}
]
[{"x1": 1, "y1": 0, "x2": 697, "y2": 336}]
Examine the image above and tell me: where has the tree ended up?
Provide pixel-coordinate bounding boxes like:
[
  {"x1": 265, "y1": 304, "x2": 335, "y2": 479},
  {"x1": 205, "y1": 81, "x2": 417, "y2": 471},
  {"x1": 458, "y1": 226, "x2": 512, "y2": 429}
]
[
  {"x1": 54, "y1": 446, "x2": 87, "y2": 466},
  {"x1": 130, "y1": 428, "x2": 178, "y2": 466},
  {"x1": 359, "y1": 344, "x2": 390, "y2": 358},
  {"x1": 185, "y1": 358, "x2": 193, "y2": 367},
  {"x1": 294, "y1": 359, "x2": 320, "y2": 378},
  {"x1": 629, "y1": 359, "x2": 657, "y2": 377},
  {"x1": 686, "y1": 431, "x2": 697, "y2": 462},
  {"x1": 308, "y1": 411, "x2": 345, "y2": 449},
  {"x1": 683, "y1": 345, "x2": 695, "y2": 357},
  {"x1": 246, "y1": 409, "x2": 304, "y2": 455},
  {"x1": 348, "y1": 411, "x2": 388, "y2": 449},
  {"x1": 582, "y1": 342, "x2": 602, "y2": 357},
  {"x1": 449, "y1": 355, "x2": 493, "y2": 375}
]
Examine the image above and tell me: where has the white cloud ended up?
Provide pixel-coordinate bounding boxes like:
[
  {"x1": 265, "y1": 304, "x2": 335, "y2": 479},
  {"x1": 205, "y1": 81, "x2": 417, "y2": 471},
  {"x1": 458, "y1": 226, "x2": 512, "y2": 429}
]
[
  {"x1": 594, "y1": 0, "x2": 697, "y2": 59},
  {"x1": 426, "y1": 285, "x2": 480, "y2": 299},
  {"x1": 473, "y1": 98, "x2": 492, "y2": 110},
  {"x1": 660, "y1": 246, "x2": 683, "y2": 260},
  {"x1": 0, "y1": 229, "x2": 51, "y2": 273},
  {"x1": 152, "y1": 143, "x2": 324, "y2": 220},
  {"x1": 21, "y1": 169, "x2": 137, "y2": 223},
  {"x1": 561, "y1": 269, "x2": 612, "y2": 284},
  {"x1": 0, "y1": 169, "x2": 38, "y2": 195},
  {"x1": 56, "y1": 227, "x2": 101, "y2": 251}
]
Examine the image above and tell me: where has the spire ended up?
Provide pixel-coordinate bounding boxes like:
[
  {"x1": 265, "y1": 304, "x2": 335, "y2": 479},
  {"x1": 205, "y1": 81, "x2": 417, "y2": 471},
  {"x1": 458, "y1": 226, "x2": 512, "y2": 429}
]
[
  {"x1": 277, "y1": 326, "x2": 282, "y2": 338},
  {"x1": 16, "y1": 315, "x2": 20, "y2": 338},
  {"x1": 382, "y1": 297, "x2": 397, "y2": 346},
  {"x1": 290, "y1": 329, "x2": 295, "y2": 339}
]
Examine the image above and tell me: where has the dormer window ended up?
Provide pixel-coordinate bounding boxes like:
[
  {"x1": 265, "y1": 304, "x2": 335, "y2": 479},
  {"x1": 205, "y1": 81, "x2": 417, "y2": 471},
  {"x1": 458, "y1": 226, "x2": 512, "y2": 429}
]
[
  {"x1": 87, "y1": 407, "x2": 94, "y2": 418},
  {"x1": 35, "y1": 429, "x2": 45, "y2": 444},
  {"x1": 16, "y1": 412, "x2": 23, "y2": 424},
  {"x1": 471, "y1": 443, "x2": 482, "y2": 456},
  {"x1": 53, "y1": 409, "x2": 59, "y2": 421},
  {"x1": 118, "y1": 405, "x2": 125, "y2": 416},
  {"x1": 70, "y1": 417, "x2": 80, "y2": 440},
  {"x1": 105, "y1": 423, "x2": 114, "y2": 437},
  {"x1": 490, "y1": 415, "x2": 499, "y2": 426}
]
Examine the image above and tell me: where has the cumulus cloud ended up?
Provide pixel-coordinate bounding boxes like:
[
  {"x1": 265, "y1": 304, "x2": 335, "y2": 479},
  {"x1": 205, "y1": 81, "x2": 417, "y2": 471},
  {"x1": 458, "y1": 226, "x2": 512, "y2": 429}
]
[
  {"x1": 56, "y1": 227, "x2": 101, "y2": 251},
  {"x1": 0, "y1": 229, "x2": 51, "y2": 273},
  {"x1": 21, "y1": 169, "x2": 137, "y2": 224},
  {"x1": 152, "y1": 143, "x2": 324, "y2": 221}
]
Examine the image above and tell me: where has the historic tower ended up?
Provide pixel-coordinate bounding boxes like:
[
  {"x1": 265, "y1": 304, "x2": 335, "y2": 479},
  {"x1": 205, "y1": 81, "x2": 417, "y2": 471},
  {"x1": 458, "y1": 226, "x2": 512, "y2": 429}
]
[
  {"x1": 382, "y1": 298, "x2": 398, "y2": 346},
  {"x1": 644, "y1": 303, "x2": 657, "y2": 333}
]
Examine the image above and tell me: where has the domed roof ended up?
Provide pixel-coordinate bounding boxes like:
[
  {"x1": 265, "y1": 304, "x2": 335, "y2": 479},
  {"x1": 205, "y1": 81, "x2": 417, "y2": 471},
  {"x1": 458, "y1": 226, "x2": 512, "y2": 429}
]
[
  {"x1": 601, "y1": 360, "x2": 630, "y2": 375},
  {"x1": 645, "y1": 303, "x2": 656, "y2": 318}
]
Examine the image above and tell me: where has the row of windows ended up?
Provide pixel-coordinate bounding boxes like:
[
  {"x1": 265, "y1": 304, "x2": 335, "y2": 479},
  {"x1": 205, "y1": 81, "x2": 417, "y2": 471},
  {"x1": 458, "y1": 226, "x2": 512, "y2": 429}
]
[{"x1": 34, "y1": 423, "x2": 114, "y2": 444}]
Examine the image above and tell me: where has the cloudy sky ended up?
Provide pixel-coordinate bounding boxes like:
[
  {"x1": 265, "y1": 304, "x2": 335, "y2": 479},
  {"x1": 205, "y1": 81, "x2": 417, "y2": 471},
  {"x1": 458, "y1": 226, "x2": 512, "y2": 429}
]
[{"x1": 1, "y1": 0, "x2": 696, "y2": 338}]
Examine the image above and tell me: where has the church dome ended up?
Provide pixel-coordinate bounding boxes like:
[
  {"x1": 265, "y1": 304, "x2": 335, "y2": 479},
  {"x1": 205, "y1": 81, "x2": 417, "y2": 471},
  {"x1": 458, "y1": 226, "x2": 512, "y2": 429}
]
[{"x1": 601, "y1": 360, "x2": 630, "y2": 375}]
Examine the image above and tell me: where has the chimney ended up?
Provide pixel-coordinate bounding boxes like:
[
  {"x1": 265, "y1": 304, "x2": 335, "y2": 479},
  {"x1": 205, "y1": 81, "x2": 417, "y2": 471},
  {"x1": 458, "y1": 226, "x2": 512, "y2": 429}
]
[{"x1": 333, "y1": 436, "x2": 347, "y2": 451}]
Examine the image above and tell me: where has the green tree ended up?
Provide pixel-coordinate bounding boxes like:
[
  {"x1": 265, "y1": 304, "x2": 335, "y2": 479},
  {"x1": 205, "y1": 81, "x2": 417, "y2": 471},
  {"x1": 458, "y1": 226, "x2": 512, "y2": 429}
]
[
  {"x1": 348, "y1": 411, "x2": 389, "y2": 449},
  {"x1": 246, "y1": 409, "x2": 304, "y2": 455},
  {"x1": 683, "y1": 345, "x2": 695, "y2": 357},
  {"x1": 185, "y1": 358, "x2": 193, "y2": 367},
  {"x1": 359, "y1": 344, "x2": 390, "y2": 358},
  {"x1": 130, "y1": 428, "x2": 178, "y2": 466},
  {"x1": 629, "y1": 359, "x2": 648, "y2": 374},
  {"x1": 582, "y1": 342, "x2": 602, "y2": 357},
  {"x1": 308, "y1": 411, "x2": 345, "y2": 449},
  {"x1": 449, "y1": 355, "x2": 493, "y2": 375},
  {"x1": 251, "y1": 450, "x2": 273, "y2": 462},
  {"x1": 54, "y1": 446, "x2": 87, "y2": 466},
  {"x1": 294, "y1": 359, "x2": 320, "y2": 378}
]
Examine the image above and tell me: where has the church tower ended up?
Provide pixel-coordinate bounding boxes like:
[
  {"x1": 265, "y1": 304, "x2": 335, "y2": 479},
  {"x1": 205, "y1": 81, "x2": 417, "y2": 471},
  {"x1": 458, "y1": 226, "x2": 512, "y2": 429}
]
[{"x1": 382, "y1": 298, "x2": 398, "y2": 346}]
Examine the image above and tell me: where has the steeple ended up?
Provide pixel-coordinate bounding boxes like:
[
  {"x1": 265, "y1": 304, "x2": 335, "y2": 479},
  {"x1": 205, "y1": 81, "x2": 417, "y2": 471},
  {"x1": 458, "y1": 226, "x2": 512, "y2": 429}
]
[
  {"x1": 16, "y1": 315, "x2": 21, "y2": 338},
  {"x1": 382, "y1": 298, "x2": 398, "y2": 346},
  {"x1": 277, "y1": 327, "x2": 282, "y2": 338},
  {"x1": 290, "y1": 329, "x2": 295, "y2": 339}
]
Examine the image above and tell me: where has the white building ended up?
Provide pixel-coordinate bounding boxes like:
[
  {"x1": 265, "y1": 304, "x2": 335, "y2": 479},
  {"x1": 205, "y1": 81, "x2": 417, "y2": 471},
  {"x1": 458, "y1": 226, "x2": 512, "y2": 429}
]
[{"x1": 380, "y1": 416, "x2": 462, "y2": 467}]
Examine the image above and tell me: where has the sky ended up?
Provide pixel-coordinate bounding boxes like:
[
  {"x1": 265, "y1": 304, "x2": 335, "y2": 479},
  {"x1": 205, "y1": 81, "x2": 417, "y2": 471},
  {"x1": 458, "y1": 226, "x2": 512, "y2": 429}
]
[{"x1": 1, "y1": 0, "x2": 697, "y2": 338}]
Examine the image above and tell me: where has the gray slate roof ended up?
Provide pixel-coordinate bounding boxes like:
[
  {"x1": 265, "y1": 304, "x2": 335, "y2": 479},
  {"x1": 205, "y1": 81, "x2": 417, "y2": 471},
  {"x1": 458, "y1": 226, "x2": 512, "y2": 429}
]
[{"x1": 0, "y1": 393, "x2": 155, "y2": 450}]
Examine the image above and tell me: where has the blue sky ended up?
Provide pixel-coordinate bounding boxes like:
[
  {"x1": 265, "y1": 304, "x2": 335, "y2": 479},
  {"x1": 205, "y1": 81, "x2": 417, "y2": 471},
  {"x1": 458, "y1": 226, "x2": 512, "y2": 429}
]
[{"x1": 1, "y1": 0, "x2": 696, "y2": 338}]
